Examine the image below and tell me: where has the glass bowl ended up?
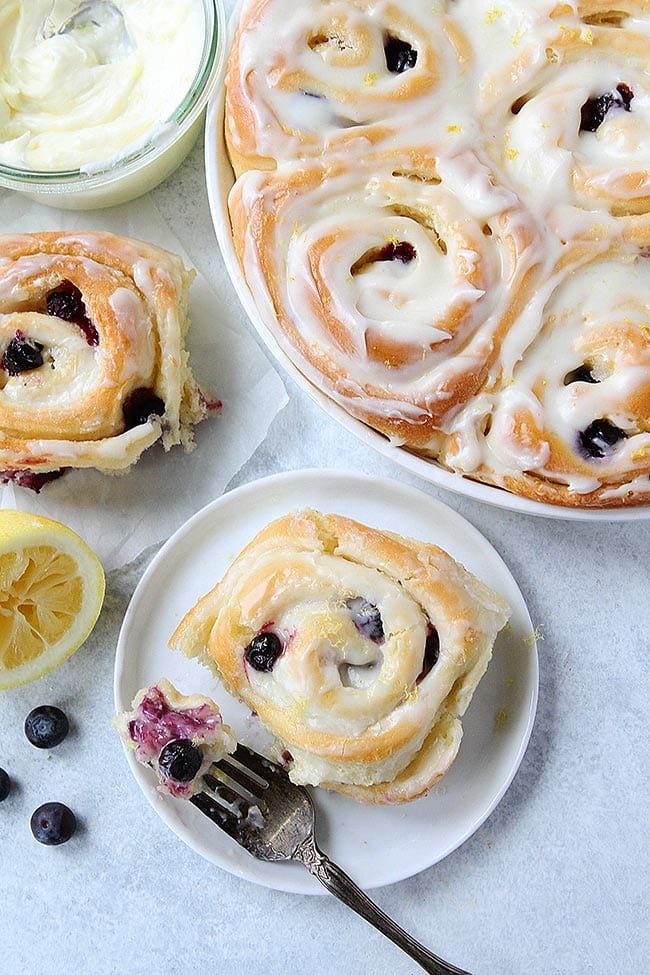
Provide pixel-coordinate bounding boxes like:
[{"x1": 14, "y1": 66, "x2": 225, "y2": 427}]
[{"x1": 0, "y1": 0, "x2": 225, "y2": 210}]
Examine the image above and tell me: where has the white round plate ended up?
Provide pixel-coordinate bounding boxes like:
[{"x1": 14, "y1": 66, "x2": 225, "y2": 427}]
[
  {"x1": 115, "y1": 469, "x2": 538, "y2": 894},
  {"x1": 204, "y1": 25, "x2": 648, "y2": 523}
]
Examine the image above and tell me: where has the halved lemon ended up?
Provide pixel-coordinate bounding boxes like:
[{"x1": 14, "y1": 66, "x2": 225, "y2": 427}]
[{"x1": 0, "y1": 510, "x2": 105, "y2": 690}]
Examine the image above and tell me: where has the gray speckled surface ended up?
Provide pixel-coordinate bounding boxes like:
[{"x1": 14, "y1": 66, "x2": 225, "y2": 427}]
[{"x1": 1, "y1": 103, "x2": 649, "y2": 975}]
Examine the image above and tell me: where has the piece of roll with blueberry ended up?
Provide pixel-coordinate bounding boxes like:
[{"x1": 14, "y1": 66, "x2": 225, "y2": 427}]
[{"x1": 116, "y1": 679, "x2": 236, "y2": 799}]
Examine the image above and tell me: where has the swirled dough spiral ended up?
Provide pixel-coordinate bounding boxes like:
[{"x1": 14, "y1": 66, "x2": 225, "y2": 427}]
[
  {"x1": 446, "y1": 221, "x2": 650, "y2": 505},
  {"x1": 170, "y1": 510, "x2": 510, "y2": 804},
  {"x1": 225, "y1": 0, "x2": 470, "y2": 176},
  {"x1": 0, "y1": 231, "x2": 210, "y2": 478},
  {"x1": 230, "y1": 149, "x2": 541, "y2": 450},
  {"x1": 224, "y1": 0, "x2": 650, "y2": 508},
  {"x1": 484, "y1": 2, "x2": 650, "y2": 215}
]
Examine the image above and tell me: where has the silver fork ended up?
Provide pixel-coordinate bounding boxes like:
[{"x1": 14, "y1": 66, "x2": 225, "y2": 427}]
[{"x1": 190, "y1": 743, "x2": 473, "y2": 975}]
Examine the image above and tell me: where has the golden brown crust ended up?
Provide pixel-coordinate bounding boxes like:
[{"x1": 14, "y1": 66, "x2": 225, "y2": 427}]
[{"x1": 324, "y1": 711, "x2": 462, "y2": 804}]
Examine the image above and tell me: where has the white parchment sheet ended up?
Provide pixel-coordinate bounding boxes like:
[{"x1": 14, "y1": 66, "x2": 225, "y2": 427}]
[{"x1": 0, "y1": 190, "x2": 288, "y2": 569}]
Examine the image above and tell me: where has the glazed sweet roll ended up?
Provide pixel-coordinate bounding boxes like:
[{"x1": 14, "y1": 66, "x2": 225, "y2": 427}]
[
  {"x1": 484, "y1": 3, "x2": 650, "y2": 216},
  {"x1": 0, "y1": 232, "x2": 211, "y2": 483},
  {"x1": 461, "y1": 222, "x2": 650, "y2": 506},
  {"x1": 225, "y1": 0, "x2": 470, "y2": 176},
  {"x1": 229, "y1": 149, "x2": 542, "y2": 450},
  {"x1": 170, "y1": 510, "x2": 511, "y2": 804}
]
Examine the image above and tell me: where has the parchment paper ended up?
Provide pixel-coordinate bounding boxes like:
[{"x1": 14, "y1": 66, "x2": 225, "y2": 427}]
[{"x1": 0, "y1": 190, "x2": 288, "y2": 569}]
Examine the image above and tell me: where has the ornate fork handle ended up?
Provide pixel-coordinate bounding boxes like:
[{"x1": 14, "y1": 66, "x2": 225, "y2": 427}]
[{"x1": 294, "y1": 835, "x2": 473, "y2": 975}]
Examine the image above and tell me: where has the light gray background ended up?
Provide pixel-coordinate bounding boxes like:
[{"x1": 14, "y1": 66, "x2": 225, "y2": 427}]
[{"x1": 1, "y1": 89, "x2": 649, "y2": 975}]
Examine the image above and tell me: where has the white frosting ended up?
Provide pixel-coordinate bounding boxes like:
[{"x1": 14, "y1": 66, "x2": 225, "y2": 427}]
[
  {"x1": 0, "y1": 311, "x2": 100, "y2": 410},
  {"x1": 227, "y1": 0, "x2": 650, "y2": 505},
  {"x1": 0, "y1": 0, "x2": 204, "y2": 171},
  {"x1": 0, "y1": 422, "x2": 162, "y2": 466},
  {"x1": 499, "y1": 47, "x2": 650, "y2": 211}
]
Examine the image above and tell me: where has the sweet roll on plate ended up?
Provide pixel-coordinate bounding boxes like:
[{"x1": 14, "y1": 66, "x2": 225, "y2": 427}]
[{"x1": 170, "y1": 510, "x2": 511, "y2": 804}]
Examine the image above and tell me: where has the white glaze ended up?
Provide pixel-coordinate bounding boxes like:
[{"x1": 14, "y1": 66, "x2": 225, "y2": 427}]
[{"x1": 498, "y1": 43, "x2": 650, "y2": 211}]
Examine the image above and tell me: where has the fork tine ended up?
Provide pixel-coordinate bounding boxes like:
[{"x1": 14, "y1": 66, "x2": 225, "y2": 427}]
[
  {"x1": 203, "y1": 772, "x2": 250, "y2": 809},
  {"x1": 212, "y1": 755, "x2": 268, "y2": 796},
  {"x1": 232, "y1": 743, "x2": 283, "y2": 781},
  {"x1": 190, "y1": 791, "x2": 243, "y2": 842}
]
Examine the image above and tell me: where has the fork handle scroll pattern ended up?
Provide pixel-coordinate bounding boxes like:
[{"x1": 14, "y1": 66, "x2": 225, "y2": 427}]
[{"x1": 294, "y1": 836, "x2": 473, "y2": 975}]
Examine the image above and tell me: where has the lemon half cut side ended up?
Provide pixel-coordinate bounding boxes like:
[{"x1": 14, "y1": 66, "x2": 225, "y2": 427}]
[{"x1": 0, "y1": 510, "x2": 105, "y2": 690}]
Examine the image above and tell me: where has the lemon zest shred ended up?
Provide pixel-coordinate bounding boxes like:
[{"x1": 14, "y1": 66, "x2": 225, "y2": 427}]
[{"x1": 485, "y1": 7, "x2": 503, "y2": 24}]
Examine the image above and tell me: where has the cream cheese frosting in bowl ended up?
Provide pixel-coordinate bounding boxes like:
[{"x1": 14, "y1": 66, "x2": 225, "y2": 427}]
[{"x1": 0, "y1": 0, "x2": 225, "y2": 208}]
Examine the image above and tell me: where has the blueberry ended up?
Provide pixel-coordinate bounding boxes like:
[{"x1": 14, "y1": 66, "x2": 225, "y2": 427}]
[
  {"x1": 384, "y1": 35, "x2": 417, "y2": 73},
  {"x1": 24, "y1": 706, "x2": 69, "y2": 749},
  {"x1": 46, "y1": 282, "x2": 99, "y2": 346},
  {"x1": 617, "y1": 83, "x2": 634, "y2": 109},
  {"x1": 346, "y1": 597, "x2": 385, "y2": 643},
  {"x1": 2, "y1": 333, "x2": 44, "y2": 375},
  {"x1": 564, "y1": 364, "x2": 598, "y2": 385},
  {"x1": 375, "y1": 241, "x2": 417, "y2": 264},
  {"x1": 417, "y1": 627, "x2": 440, "y2": 683},
  {"x1": 46, "y1": 282, "x2": 86, "y2": 322},
  {"x1": 580, "y1": 83, "x2": 633, "y2": 132},
  {"x1": 244, "y1": 632, "x2": 283, "y2": 672},
  {"x1": 578, "y1": 418, "x2": 627, "y2": 458},
  {"x1": 122, "y1": 387, "x2": 166, "y2": 429},
  {"x1": 351, "y1": 241, "x2": 417, "y2": 277},
  {"x1": 0, "y1": 469, "x2": 64, "y2": 493},
  {"x1": 30, "y1": 802, "x2": 76, "y2": 845},
  {"x1": 580, "y1": 93, "x2": 615, "y2": 132},
  {"x1": 158, "y1": 739, "x2": 203, "y2": 782},
  {"x1": 0, "y1": 768, "x2": 10, "y2": 802}
]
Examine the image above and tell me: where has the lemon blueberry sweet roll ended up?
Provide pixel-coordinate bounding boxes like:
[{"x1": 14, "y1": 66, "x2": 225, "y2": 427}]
[
  {"x1": 170, "y1": 510, "x2": 510, "y2": 805},
  {"x1": 0, "y1": 231, "x2": 211, "y2": 485}
]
